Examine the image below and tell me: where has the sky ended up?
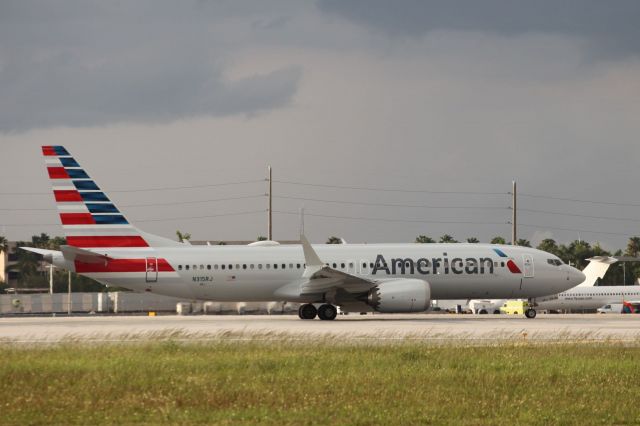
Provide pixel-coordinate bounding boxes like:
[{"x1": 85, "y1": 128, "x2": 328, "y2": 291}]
[{"x1": 1, "y1": 0, "x2": 640, "y2": 250}]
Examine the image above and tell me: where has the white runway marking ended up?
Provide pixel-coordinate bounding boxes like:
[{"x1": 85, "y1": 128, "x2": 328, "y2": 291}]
[{"x1": 1, "y1": 314, "x2": 639, "y2": 343}]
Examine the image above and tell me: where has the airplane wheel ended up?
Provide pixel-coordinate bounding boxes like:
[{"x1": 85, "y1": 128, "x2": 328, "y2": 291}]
[
  {"x1": 298, "y1": 304, "x2": 317, "y2": 320},
  {"x1": 525, "y1": 309, "x2": 537, "y2": 319},
  {"x1": 317, "y1": 304, "x2": 337, "y2": 321},
  {"x1": 478, "y1": 309, "x2": 488, "y2": 314}
]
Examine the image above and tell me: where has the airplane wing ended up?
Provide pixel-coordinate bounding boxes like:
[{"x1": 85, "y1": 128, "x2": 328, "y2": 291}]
[{"x1": 298, "y1": 234, "x2": 377, "y2": 295}]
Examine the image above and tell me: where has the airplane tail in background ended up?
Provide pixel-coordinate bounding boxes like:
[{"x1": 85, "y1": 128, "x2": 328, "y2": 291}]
[
  {"x1": 42, "y1": 146, "x2": 180, "y2": 249},
  {"x1": 576, "y1": 256, "x2": 618, "y2": 287}
]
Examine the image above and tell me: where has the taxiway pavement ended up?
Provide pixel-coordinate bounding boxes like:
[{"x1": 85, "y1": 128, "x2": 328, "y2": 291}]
[{"x1": 1, "y1": 314, "x2": 639, "y2": 343}]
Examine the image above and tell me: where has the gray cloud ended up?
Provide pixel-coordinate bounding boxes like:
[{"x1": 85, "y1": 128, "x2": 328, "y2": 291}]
[
  {"x1": 0, "y1": 1, "x2": 302, "y2": 132},
  {"x1": 317, "y1": 0, "x2": 640, "y2": 58}
]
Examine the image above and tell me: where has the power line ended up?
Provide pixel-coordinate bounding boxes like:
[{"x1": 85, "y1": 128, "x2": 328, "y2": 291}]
[
  {"x1": 520, "y1": 193, "x2": 640, "y2": 207},
  {"x1": 0, "y1": 179, "x2": 265, "y2": 196},
  {"x1": 519, "y1": 223, "x2": 634, "y2": 237},
  {"x1": 274, "y1": 210, "x2": 505, "y2": 226},
  {"x1": 0, "y1": 195, "x2": 266, "y2": 212},
  {"x1": 274, "y1": 179, "x2": 507, "y2": 195},
  {"x1": 0, "y1": 210, "x2": 266, "y2": 226},
  {"x1": 519, "y1": 208, "x2": 640, "y2": 223},
  {"x1": 274, "y1": 195, "x2": 507, "y2": 210}
]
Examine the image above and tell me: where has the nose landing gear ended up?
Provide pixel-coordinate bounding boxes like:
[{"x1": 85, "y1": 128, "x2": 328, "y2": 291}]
[{"x1": 297, "y1": 303, "x2": 338, "y2": 320}]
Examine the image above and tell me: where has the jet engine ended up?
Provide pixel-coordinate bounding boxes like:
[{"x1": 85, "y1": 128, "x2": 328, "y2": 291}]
[{"x1": 366, "y1": 279, "x2": 431, "y2": 313}]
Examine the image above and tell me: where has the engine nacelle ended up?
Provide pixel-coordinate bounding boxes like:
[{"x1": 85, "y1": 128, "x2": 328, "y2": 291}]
[{"x1": 367, "y1": 279, "x2": 431, "y2": 313}]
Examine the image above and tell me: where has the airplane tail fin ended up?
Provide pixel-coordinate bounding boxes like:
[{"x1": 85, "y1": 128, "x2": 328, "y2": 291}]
[
  {"x1": 576, "y1": 256, "x2": 617, "y2": 287},
  {"x1": 42, "y1": 145, "x2": 180, "y2": 249}
]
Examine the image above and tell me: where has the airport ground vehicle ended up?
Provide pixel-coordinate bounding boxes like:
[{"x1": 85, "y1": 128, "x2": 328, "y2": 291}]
[
  {"x1": 500, "y1": 300, "x2": 536, "y2": 318},
  {"x1": 597, "y1": 302, "x2": 640, "y2": 313},
  {"x1": 23, "y1": 146, "x2": 585, "y2": 320},
  {"x1": 469, "y1": 299, "x2": 503, "y2": 314},
  {"x1": 597, "y1": 304, "x2": 625, "y2": 314}
]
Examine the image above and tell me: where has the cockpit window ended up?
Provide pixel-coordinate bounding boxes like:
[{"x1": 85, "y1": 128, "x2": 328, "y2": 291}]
[{"x1": 547, "y1": 259, "x2": 563, "y2": 266}]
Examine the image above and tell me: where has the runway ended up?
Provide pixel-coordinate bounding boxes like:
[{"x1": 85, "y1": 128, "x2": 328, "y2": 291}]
[{"x1": 1, "y1": 313, "x2": 639, "y2": 343}]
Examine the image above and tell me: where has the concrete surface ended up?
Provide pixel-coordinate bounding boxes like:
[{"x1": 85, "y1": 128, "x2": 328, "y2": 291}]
[{"x1": 1, "y1": 314, "x2": 639, "y2": 343}]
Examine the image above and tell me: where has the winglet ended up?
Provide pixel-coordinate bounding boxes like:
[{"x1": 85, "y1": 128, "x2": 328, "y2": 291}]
[{"x1": 300, "y1": 233, "x2": 323, "y2": 267}]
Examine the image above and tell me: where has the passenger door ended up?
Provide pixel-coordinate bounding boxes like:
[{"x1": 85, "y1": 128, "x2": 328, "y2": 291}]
[
  {"x1": 146, "y1": 257, "x2": 158, "y2": 283},
  {"x1": 522, "y1": 254, "x2": 534, "y2": 278}
]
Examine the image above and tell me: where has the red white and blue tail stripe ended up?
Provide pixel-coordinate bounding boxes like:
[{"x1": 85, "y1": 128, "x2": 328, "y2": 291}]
[{"x1": 43, "y1": 145, "x2": 178, "y2": 249}]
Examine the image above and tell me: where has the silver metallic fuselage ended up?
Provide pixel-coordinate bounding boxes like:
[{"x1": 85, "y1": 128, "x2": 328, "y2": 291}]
[{"x1": 57, "y1": 243, "x2": 585, "y2": 303}]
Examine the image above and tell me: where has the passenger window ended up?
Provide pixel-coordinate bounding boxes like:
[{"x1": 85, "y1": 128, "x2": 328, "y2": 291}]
[
  {"x1": 258, "y1": 264, "x2": 263, "y2": 269},
  {"x1": 236, "y1": 264, "x2": 240, "y2": 269},
  {"x1": 370, "y1": 262, "x2": 374, "y2": 268},
  {"x1": 341, "y1": 263, "x2": 345, "y2": 268},
  {"x1": 200, "y1": 265, "x2": 204, "y2": 270},
  {"x1": 296, "y1": 264, "x2": 301, "y2": 269},
  {"x1": 501, "y1": 262, "x2": 505, "y2": 267},
  {"x1": 332, "y1": 263, "x2": 337, "y2": 268},
  {"x1": 282, "y1": 264, "x2": 286, "y2": 269},
  {"x1": 178, "y1": 265, "x2": 183, "y2": 270},
  {"x1": 228, "y1": 264, "x2": 233, "y2": 270},
  {"x1": 186, "y1": 265, "x2": 190, "y2": 270},
  {"x1": 214, "y1": 265, "x2": 219, "y2": 270},
  {"x1": 243, "y1": 264, "x2": 247, "y2": 269},
  {"x1": 274, "y1": 264, "x2": 278, "y2": 269},
  {"x1": 289, "y1": 263, "x2": 293, "y2": 269},
  {"x1": 207, "y1": 265, "x2": 211, "y2": 270},
  {"x1": 193, "y1": 265, "x2": 197, "y2": 270},
  {"x1": 250, "y1": 264, "x2": 254, "y2": 269},
  {"x1": 266, "y1": 264, "x2": 270, "y2": 269}
]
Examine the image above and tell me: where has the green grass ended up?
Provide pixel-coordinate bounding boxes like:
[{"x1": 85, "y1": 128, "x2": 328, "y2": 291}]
[{"x1": 0, "y1": 340, "x2": 638, "y2": 425}]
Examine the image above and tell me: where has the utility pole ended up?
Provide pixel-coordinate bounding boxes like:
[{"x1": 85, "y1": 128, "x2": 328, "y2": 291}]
[
  {"x1": 49, "y1": 264, "x2": 53, "y2": 294},
  {"x1": 511, "y1": 180, "x2": 517, "y2": 245},
  {"x1": 268, "y1": 166, "x2": 272, "y2": 241},
  {"x1": 67, "y1": 270, "x2": 72, "y2": 315}
]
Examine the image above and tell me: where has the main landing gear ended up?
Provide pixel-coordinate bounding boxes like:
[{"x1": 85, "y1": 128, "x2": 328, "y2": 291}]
[{"x1": 298, "y1": 303, "x2": 337, "y2": 320}]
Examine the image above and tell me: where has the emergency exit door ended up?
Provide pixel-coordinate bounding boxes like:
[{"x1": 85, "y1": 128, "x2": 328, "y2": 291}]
[{"x1": 146, "y1": 257, "x2": 158, "y2": 283}]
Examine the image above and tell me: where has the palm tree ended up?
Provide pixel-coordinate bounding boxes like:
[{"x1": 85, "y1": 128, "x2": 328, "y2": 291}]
[
  {"x1": 256, "y1": 236, "x2": 267, "y2": 241},
  {"x1": 515, "y1": 239, "x2": 531, "y2": 247},
  {"x1": 326, "y1": 236, "x2": 342, "y2": 244},
  {"x1": 439, "y1": 234, "x2": 458, "y2": 243},
  {"x1": 490, "y1": 236, "x2": 506, "y2": 244},
  {"x1": 537, "y1": 238, "x2": 559, "y2": 255},
  {"x1": 0, "y1": 236, "x2": 7, "y2": 254},
  {"x1": 415, "y1": 235, "x2": 435, "y2": 243},
  {"x1": 176, "y1": 230, "x2": 191, "y2": 243},
  {"x1": 466, "y1": 237, "x2": 480, "y2": 243},
  {"x1": 625, "y1": 237, "x2": 640, "y2": 257}
]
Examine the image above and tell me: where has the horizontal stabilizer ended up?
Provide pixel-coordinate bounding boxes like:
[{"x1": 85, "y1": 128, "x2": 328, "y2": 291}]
[{"x1": 60, "y1": 245, "x2": 112, "y2": 264}]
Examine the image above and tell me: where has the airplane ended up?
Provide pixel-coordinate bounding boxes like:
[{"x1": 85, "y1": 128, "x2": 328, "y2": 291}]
[
  {"x1": 535, "y1": 256, "x2": 640, "y2": 311},
  {"x1": 22, "y1": 146, "x2": 585, "y2": 320}
]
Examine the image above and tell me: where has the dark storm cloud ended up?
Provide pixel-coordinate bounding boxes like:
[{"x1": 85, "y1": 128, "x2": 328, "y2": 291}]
[
  {"x1": 0, "y1": 1, "x2": 302, "y2": 132},
  {"x1": 318, "y1": 0, "x2": 640, "y2": 58}
]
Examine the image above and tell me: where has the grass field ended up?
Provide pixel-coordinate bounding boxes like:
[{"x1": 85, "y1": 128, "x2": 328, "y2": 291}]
[{"x1": 0, "y1": 340, "x2": 638, "y2": 425}]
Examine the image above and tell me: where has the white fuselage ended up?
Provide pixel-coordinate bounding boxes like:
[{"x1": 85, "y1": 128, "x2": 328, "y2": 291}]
[
  {"x1": 536, "y1": 285, "x2": 640, "y2": 311},
  {"x1": 55, "y1": 243, "x2": 585, "y2": 307}
]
